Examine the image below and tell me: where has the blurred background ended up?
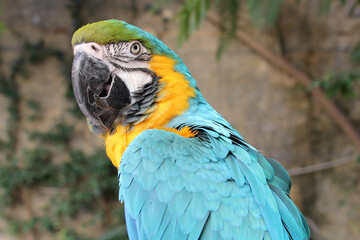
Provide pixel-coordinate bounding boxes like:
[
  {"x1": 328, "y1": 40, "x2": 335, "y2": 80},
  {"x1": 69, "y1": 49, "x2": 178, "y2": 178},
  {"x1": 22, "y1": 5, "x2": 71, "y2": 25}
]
[{"x1": 0, "y1": 0, "x2": 360, "y2": 239}]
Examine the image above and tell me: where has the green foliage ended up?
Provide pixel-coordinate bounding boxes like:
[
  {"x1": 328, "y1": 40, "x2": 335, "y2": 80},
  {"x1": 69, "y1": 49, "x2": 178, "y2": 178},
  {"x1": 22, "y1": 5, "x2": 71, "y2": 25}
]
[
  {"x1": 174, "y1": 0, "x2": 240, "y2": 57},
  {"x1": 53, "y1": 149, "x2": 117, "y2": 216},
  {"x1": 309, "y1": 39, "x2": 360, "y2": 99},
  {"x1": 66, "y1": 0, "x2": 86, "y2": 30},
  {"x1": 29, "y1": 122, "x2": 74, "y2": 147},
  {"x1": 0, "y1": 38, "x2": 65, "y2": 157},
  {"x1": 171, "y1": 0, "x2": 360, "y2": 105},
  {"x1": 0, "y1": 3, "x2": 5, "y2": 34},
  {"x1": 0, "y1": 148, "x2": 54, "y2": 206},
  {"x1": 351, "y1": 42, "x2": 360, "y2": 64},
  {"x1": 176, "y1": 0, "x2": 212, "y2": 46},
  {"x1": 23, "y1": 40, "x2": 64, "y2": 64},
  {"x1": 0, "y1": 120, "x2": 126, "y2": 238},
  {"x1": 310, "y1": 71, "x2": 360, "y2": 99},
  {"x1": 172, "y1": 0, "x2": 284, "y2": 54},
  {"x1": 216, "y1": 0, "x2": 239, "y2": 58},
  {"x1": 170, "y1": 0, "x2": 357, "y2": 57},
  {"x1": 0, "y1": 21, "x2": 5, "y2": 34},
  {"x1": 318, "y1": 0, "x2": 337, "y2": 15},
  {"x1": 26, "y1": 99, "x2": 41, "y2": 121},
  {"x1": 246, "y1": 0, "x2": 284, "y2": 29}
]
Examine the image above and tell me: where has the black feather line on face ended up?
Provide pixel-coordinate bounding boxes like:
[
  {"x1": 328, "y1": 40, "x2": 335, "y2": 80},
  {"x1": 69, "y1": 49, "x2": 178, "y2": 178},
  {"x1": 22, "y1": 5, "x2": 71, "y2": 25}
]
[
  {"x1": 133, "y1": 53, "x2": 152, "y2": 62},
  {"x1": 110, "y1": 61, "x2": 158, "y2": 78},
  {"x1": 112, "y1": 57, "x2": 131, "y2": 63},
  {"x1": 111, "y1": 53, "x2": 152, "y2": 63},
  {"x1": 112, "y1": 53, "x2": 152, "y2": 63},
  {"x1": 105, "y1": 47, "x2": 158, "y2": 128},
  {"x1": 121, "y1": 77, "x2": 160, "y2": 126}
]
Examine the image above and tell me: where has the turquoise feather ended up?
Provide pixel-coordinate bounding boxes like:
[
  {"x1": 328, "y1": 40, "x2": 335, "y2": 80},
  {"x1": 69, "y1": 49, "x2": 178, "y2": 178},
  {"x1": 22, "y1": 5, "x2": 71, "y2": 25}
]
[{"x1": 119, "y1": 125, "x2": 309, "y2": 239}]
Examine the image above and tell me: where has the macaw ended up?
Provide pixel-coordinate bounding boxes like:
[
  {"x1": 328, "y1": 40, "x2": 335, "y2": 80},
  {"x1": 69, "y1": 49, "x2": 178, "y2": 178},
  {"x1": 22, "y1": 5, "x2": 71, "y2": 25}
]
[{"x1": 71, "y1": 19, "x2": 310, "y2": 240}]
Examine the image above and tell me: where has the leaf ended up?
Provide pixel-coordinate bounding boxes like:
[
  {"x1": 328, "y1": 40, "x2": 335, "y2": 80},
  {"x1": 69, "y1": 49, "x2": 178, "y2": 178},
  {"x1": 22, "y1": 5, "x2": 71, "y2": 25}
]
[
  {"x1": 0, "y1": 21, "x2": 5, "y2": 34},
  {"x1": 216, "y1": 0, "x2": 240, "y2": 58},
  {"x1": 246, "y1": 0, "x2": 284, "y2": 29},
  {"x1": 351, "y1": 42, "x2": 360, "y2": 64},
  {"x1": 318, "y1": 0, "x2": 334, "y2": 15},
  {"x1": 309, "y1": 70, "x2": 360, "y2": 99},
  {"x1": 177, "y1": 0, "x2": 214, "y2": 46}
]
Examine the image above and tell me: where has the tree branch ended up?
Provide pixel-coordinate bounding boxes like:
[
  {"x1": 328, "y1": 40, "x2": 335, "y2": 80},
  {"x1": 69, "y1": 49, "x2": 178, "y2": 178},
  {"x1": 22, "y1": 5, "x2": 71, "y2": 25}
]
[
  {"x1": 288, "y1": 153, "x2": 358, "y2": 176},
  {"x1": 206, "y1": 13, "x2": 360, "y2": 151},
  {"x1": 305, "y1": 217, "x2": 329, "y2": 240}
]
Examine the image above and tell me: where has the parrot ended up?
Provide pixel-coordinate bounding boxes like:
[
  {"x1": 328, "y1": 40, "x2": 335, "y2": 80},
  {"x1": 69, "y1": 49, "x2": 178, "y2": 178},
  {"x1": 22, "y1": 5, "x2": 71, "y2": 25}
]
[{"x1": 71, "y1": 19, "x2": 310, "y2": 240}]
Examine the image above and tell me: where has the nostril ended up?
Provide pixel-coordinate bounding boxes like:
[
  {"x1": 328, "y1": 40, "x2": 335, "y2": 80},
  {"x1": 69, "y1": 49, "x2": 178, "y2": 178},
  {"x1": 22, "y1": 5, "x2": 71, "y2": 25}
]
[{"x1": 91, "y1": 44, "x2": 99, "y2": 52}]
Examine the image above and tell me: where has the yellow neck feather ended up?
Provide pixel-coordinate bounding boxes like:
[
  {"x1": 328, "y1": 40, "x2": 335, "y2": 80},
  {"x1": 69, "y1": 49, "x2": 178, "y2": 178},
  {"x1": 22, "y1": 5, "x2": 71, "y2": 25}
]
[{"x1": 104, "y1": 55, "x2": 196, "y2": 168}]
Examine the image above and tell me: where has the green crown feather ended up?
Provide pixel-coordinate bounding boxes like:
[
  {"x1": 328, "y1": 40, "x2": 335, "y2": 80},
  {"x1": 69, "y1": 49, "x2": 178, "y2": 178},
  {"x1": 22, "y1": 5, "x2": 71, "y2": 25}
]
[{"x1": 71, "y1": 19, "x2": 175, "y2": 58}]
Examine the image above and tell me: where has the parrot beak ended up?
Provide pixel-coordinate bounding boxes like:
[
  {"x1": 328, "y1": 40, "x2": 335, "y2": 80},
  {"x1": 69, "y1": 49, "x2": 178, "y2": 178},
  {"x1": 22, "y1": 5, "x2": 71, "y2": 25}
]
[{"x1": 72, "y1": 50, "x2": 131, "y2": 131}]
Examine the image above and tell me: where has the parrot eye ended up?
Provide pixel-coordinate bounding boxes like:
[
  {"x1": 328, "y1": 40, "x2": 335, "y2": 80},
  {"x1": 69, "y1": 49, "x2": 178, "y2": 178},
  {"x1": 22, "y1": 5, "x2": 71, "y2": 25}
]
[{"x1": 130, "y1": 42, "x2": 141, "y2": 55}]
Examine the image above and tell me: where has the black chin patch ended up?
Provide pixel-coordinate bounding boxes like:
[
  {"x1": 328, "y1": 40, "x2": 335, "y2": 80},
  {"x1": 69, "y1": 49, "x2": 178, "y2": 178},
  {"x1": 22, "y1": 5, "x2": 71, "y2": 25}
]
[
  {"x1": 99, "y1": 110, "x2": 120, "y2": 129},
  {"x1": 94, "y1": 75, "x2": 131, "y2": 128},
  {"x1": 106, "y1": 75, "x2": 131, "y2": 109}
]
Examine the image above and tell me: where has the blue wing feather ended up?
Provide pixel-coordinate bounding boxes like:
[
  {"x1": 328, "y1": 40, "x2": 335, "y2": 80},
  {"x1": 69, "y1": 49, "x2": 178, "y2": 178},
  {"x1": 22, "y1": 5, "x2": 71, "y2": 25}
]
[
  {"x1": 119, "y1": 123, "x2": 310, "y2": 240},
  {"x1": 270, "y1": 185, "x2": 310, "y2": 240},
  {"x1": 267, "y1": 158, "x2": 292, "y2": 195},
  {"x1": 124, "y1": 205, "x2": 140, "y2": 240}
]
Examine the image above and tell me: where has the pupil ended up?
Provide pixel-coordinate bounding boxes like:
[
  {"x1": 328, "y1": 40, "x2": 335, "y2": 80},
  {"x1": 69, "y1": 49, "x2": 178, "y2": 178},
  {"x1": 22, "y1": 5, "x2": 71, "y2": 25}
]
[{"x1": 131, "y1": 43, "x2": 140, "y2": 53}]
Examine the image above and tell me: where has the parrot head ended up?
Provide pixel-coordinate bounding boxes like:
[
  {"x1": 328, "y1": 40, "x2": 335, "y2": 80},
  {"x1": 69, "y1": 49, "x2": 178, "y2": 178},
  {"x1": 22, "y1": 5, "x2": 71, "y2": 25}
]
[{"x1": 71, "y1": 20, "x2": 196, "y2": 135}]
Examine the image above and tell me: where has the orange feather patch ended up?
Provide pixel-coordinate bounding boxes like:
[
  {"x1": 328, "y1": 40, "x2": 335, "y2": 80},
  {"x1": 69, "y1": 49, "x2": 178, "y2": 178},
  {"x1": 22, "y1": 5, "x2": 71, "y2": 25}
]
[{"x1": 105, "y1": 55, "x2": 196, "y2": 168}]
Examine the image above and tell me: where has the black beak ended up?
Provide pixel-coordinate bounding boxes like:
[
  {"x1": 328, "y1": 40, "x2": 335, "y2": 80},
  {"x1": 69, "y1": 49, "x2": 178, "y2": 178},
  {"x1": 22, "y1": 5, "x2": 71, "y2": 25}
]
[{"x1": 72, "y1": 50, "x2": 131, "y2": 131}]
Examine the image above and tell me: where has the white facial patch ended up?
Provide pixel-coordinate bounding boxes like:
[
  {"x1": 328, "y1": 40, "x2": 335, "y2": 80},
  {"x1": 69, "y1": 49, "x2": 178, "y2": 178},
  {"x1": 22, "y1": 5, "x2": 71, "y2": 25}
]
[
  {"x1": 114, "y1": 69, "x2": 153, "y2": 94},
  {"x1": 74, "y1": 42, "x2": 105, "y2": 61},
  {"x1": 74, "y1": 41, "x2": 155, "y2": 100},
  {"x1": 105, "y1": 42, "x2": 154, "y2": 95}
]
